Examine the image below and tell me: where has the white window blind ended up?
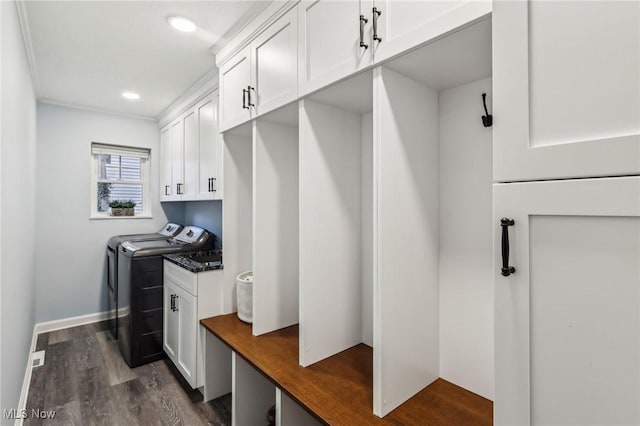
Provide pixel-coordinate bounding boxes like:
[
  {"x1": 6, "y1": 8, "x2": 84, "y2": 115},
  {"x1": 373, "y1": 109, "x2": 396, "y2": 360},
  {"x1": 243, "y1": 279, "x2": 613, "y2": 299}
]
[{"x1": 91, "y1": 143, "x2": 151, "y2": 216}]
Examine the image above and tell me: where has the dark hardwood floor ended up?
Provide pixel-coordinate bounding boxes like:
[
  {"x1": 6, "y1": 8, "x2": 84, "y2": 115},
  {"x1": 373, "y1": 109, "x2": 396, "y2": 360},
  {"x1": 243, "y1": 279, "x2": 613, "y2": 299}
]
[{"x1": 24, "y1": 321, "x2": 231, "y2": 426}]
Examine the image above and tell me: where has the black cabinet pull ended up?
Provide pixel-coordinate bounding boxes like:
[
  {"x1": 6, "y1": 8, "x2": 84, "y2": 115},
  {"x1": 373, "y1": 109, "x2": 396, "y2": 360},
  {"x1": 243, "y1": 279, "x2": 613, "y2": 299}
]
[
  {"x1": 212, "y1": 177, "x2": 217, "y2": 192},
  {"x1": 208, "y1": 178, "x2": 211, "y2": 192},
  {"x1": 247, "y1": 86, "x2": 255, "y2": 107},
  {"x1": 242, "y1": 88, "x2": 249, "y2": 110},
  {"x1": 176, "y1": 183, "x2": 183, "y2": 195},
  {"x1": 174, "y1": 295, "x2": 179, "y2": 312},
  {"x1": 373, "y1": 7, "x2": 382, "y2": 43},
  {"x1": 359, "y1": 15, "x2": 369, "y2": 49},
  {"x1": 165, "y1": 185, "x2": 170, "y2": 196},
  {"x1": 170, "y1": 294, "x2": 175, "y2": 311},
  {"x1": 500, "y1": 218, "x2": 515, "y2": 277}
]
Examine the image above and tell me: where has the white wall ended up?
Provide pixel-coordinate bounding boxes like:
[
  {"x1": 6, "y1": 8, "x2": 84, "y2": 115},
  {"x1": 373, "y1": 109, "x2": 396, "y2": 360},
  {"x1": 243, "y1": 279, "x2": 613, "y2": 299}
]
[
  {"x1": 184, "y1": 200, "x2": 222, "y2": 249},
  {"x1": 438, "y1": 78, "x2": 493, "y2": 399},
  {"x1": 0, "y1": 0, "x2": 38, "y2": 421},
  {"x1": 35, "y1": 103, "x2": 183, "y2": 323}
]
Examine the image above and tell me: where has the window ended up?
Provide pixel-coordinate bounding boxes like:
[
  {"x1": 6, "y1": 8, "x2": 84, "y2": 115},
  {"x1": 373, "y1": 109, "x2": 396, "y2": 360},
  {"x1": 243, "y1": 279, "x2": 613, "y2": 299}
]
[{"x1": 90, "y1": 143, "x2": 151, "y2": 218}]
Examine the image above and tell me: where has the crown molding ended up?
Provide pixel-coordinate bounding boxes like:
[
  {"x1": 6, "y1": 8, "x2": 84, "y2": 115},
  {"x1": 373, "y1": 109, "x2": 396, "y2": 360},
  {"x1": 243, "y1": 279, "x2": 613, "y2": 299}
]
[
  {"x1": 214, "y1": 0, "x2": 298, "y2": 68},
  {"x1": 157, "y1": 68, "x2": 219, "y2": 127},
  {"x1": 15, "y1": 0, "x2": 41, "y2": 95},
  {"x1": 38, "y1": 99, "x2": 158, "y2": 122}
]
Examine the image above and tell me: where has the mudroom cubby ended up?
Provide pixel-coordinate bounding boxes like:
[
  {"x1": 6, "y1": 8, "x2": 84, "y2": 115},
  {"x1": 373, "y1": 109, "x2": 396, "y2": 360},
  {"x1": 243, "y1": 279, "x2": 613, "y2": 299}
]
[
  {"x1": 215, "y1": 11, "x2": 495, "y2": 423},
  {"x1": 299, "y1": 69, "x2": 374, "y2": 367},
  {"x1": 253, "y1": 103, "x2": 300, "y2": 336},
  {"x1": 372, "y1": 17, "x2": 493, "y2": 416},
  {"x1": 222, "y1": 122, "x2": 253, "y2": 315}
]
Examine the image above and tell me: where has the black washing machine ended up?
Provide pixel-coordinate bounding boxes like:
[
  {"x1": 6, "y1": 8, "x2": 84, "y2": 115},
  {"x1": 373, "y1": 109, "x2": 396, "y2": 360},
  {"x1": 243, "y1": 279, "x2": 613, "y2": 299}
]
[
  {"x1": 117, "y1": 226, "x2": 215, "y2": 367},
  {"x1": 106, "y1": 223, "x2": 183, "y2": 339}
]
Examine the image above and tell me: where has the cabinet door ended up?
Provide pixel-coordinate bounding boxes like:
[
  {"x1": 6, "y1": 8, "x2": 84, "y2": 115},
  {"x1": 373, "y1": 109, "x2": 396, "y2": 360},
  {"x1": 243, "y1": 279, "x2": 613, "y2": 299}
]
[
  {"x1": 251, "y1": 5, "x2": 298, "y2": 117},
  {"x1": 372, "y1": 0, "x2": 490, "y2": 64},
  {"x1": 198, "y1": 93, "x2": 218, "y2": 200},
  {"x1": 182, "y1": 109, "x2": 199, "y2": 200},
  {"x1": 494, "y1": 1, "x2": 640, "y2": 182},
  {"x1": 220, "y1": 46, "x2": 252, "y2": 132},
  {"x1": 298, "y1": 0, "x2": 372, "y2": 96},
  {"x1": 170, "y1": 119, "x2": 184, "y2": 200},
  {"x1": 494, "y1": 177, "x2": 640, "y2": 426},
  {"x1": 160, "y1": 125, "x2": 172, "y2": 201},
  {"x1": 176, "y1": 285, "x2": 198, "y2": 388},
  {"x1": 163, "y1": 282, "x2": 179, "y2": 362}
]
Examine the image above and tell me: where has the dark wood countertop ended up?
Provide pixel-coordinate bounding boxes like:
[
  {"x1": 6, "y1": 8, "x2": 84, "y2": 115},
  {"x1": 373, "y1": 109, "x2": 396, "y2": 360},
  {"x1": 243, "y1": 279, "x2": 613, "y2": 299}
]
[{"x1": 201, "y1": 314, "x2": 492, "y2": 426}]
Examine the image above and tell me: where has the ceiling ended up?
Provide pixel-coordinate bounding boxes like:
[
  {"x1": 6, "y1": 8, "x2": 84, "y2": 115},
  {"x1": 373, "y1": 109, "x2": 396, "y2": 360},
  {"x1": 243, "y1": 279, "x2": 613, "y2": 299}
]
[{"x1": 20, "y1": 1, "x2": 268, "y2": 118}]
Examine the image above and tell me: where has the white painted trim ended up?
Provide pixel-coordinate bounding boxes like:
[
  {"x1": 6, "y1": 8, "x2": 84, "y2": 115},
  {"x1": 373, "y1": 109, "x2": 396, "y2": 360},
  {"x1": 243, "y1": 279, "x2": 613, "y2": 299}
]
[
  {"x1": 157, "y1": 69, "x2": 219, "y2": 127},
  {"x1": 34, "y1": 310, "x2": 111, "y2": 335},
  {"x1": 15, "y1": 325, "x2": 38, "y2": 426},
  {"x1": 37, "y1": 99, "x2": 158, "y2": 122},
  {"x1": 15, "y1": 0, "x2": 40, "y2": 95},
  {"x1": 210, "y1": 0, "x2": 276, "y2": 58},
  {"x1": 214, "y1": 0, "x2": 298, "y2": 68}
]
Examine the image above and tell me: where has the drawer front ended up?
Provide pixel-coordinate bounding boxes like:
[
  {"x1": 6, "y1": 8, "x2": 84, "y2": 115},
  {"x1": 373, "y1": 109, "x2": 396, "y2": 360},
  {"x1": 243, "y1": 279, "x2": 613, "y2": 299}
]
[{"x1": 164, "y1": 260, "x2": 197, "y2": 296}]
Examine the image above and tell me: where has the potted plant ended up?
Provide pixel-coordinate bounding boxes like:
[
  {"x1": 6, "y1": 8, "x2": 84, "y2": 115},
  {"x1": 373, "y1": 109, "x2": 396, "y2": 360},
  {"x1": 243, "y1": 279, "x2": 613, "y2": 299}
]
[
  {"x1": 123, "y1": 200, "x2": 136, "y2": 216},
  {"x1": 109, "y1": 200, "x2": 124, "y2": 216}
]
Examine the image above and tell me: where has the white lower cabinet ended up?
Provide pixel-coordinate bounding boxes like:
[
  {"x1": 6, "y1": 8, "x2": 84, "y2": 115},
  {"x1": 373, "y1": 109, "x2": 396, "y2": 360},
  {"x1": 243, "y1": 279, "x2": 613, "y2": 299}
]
[
  {"x1": 164, "y1": 280, "x2": 197, "y2": 385},
  {"x1": 494, "y1": 177, "x2": 640, "y2": 426},
  {"x1": 163, "y1": 261, "x2": 224, "y2": 389}
]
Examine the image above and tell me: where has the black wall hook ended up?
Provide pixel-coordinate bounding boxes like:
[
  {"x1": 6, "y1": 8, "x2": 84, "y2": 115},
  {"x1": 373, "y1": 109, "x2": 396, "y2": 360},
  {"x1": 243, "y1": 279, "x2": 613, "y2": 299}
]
[{"x1": 481, "y1": 93, "x2": 493, "y2": 128}]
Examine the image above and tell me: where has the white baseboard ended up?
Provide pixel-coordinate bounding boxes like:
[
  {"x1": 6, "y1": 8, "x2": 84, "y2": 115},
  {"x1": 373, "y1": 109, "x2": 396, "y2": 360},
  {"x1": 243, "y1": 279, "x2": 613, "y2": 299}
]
[
  {"x1": 15, "y1": 325, "x2": 38, "y2": 426},
  {"x1": 34, "y1": 310, "x2": 111, "y2": 335},
  {"x1": 15, "y1": 311, "x2": 110, "y2": 426}
]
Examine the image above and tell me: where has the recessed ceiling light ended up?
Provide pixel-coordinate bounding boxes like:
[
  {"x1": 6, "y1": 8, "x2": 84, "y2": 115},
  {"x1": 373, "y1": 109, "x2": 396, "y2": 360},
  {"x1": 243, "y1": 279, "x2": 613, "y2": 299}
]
[
  {"x1": 168, "y1": 16, "x2": 196, "y2": 33},
  {"x1": 122, "y1": 92, "x2": 141, "y2": 100}
]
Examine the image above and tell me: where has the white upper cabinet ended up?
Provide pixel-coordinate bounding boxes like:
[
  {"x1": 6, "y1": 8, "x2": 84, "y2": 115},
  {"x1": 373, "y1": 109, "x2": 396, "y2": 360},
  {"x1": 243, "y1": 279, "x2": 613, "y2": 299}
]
[
  {"x1": 251, "y1": 6, "x2": 298, "y2": 116},
  {"x1": 494, "y1": 177, "x2": 640, "y2": 425},
  {"x1": 198, "y1": 92, "x2": 220, "y2": 200},
  {"x1": 494, "y1": 0, "x2": 640, "y2": 182},
  {"x1": 298, "y1": 0, "x2": 373, "y2": 96},
  {"x1": 220, "y1": 6, "x2": 299, "y2": 132},
  {"x1": 160, "y1": 92, "x2": 221, "y2": 202},
  {"x1": 183, "y1": 109, "x2": 199, "y2": 199},
  {"x1": 160, "y1": 125, "x2": 173, "y2": 201},
  {"x1": 371, "y1": 0, "x2": 491, "y2": 64},
  {"x1": 220, "y1": 46, "x2": 252, "y2": 132},
  {"x1": 170, "y1": 119, "x2": 185, "y2": 199}
]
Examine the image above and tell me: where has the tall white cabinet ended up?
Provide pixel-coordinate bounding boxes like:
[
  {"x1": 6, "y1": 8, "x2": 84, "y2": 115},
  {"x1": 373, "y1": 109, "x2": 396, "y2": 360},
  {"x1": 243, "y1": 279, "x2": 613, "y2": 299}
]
[{"x1": 493, "y1": 1, "x2": 640, "y2": 425}]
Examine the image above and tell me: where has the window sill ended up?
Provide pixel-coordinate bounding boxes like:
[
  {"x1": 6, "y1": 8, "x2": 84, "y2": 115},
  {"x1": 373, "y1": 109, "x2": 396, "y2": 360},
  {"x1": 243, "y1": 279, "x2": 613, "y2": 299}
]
[{"x1": 90, "y1": 215, "x2": 153, "y2": 220}]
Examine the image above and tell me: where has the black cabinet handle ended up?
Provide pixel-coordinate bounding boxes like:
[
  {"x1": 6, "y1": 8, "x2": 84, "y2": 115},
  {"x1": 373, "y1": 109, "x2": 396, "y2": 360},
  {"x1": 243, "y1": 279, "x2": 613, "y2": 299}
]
[
  {"x1": 373, "y1": 7, "x2": 382, "y2": 43},
  {"x1": 170, "y1": 294, "x2": 175, "y2": 311},
  {"x1": 211, "y1": 177, "x2": 217, "y2": 192},
  {"x1": 176, "y1": 183, "x2": 183, "y2": 195},
  {"x1": 247, "y1": 86, "x2": 255, "y2": 108},
  {"x1": 174, "y1": 295, "x2": 179, "y2": 312},
  {"x1": 359, "y1": 15, "x2": 369, "y2": 49},
  {"x1": 165, "y1": 185, "x2": 170, "y2": 196},
  {"x1": 500, "y1": 218, "x2": 515, "y2": 277},
  {"x1": 208, "y1": 177, "x2": 217, "y2": 192},
  {"x1": 208, "y1": 178, "x2": 211, "y2": 192},
  {"x1": 242, "y1": 88, "x2": 249, "y2": 110}
]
